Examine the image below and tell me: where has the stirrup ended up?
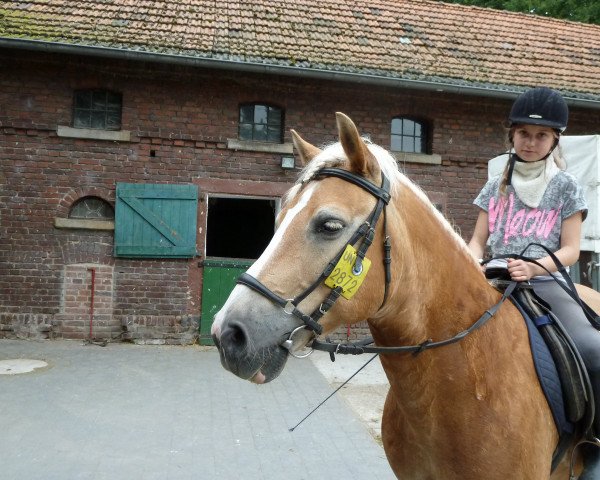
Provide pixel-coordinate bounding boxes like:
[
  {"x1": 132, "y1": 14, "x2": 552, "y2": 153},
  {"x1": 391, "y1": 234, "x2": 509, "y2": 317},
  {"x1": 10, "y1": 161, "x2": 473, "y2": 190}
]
[{"x1": 569, "y1": 437, "x2": 600, "y2": 480}]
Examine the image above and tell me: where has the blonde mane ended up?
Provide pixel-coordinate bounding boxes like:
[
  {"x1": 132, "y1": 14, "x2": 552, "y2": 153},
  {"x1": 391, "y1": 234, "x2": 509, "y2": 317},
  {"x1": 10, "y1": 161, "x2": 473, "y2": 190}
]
[{"x1": 286, "y1": 140, "x2": 476, "y2": 264}]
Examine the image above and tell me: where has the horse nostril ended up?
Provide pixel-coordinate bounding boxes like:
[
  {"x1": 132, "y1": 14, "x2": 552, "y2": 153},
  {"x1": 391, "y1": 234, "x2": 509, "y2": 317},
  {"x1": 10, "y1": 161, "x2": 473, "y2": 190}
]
[{"x1": 221, "y1": 322, "x2": 248, "y2": 350}]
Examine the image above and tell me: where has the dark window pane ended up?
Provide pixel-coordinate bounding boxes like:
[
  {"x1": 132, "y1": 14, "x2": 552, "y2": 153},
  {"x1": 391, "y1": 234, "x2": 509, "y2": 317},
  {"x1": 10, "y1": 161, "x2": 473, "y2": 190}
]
[
  {"x1": 254, "y1": 105, "x2": 268, "y2": 124},
  {"x1": 391, "y1": 118, "x2": 401, "y2": 135},
  {"x1": 92, "y1": 91, "x2": 107, "y2": 109},
  {"x1": 106, "y1": 111, "x2": 121, "y2": 130},
  {"x1": 106, "y1": 92, "x2": 121, "y2": 109},
  {"x1": 253, "y1": 124, "x2": 267, "y2": 141},
  {"x1": 268, "y1": 107, "x2": 281, "y2": 125},
  {"x1": 91, "y1": 111, "x2": 106, "y2": 129},
  {"x1": 391, "y1": 135, "x2": 402, "y2": 151},
  {"x1": 239, "y1": 123, "x2": 253, "y2": 140},
  {"x1": 267, "y1": 126, "x2": 281, "y2": 142},
  {"x1": 73, "y1": 110, "x2": 91, "y2": 128},
  {"x1": 414, "y1": 123, "x2": 421, "y2": 137},
  {"x1": 240, "y1": 105, "x2": 253, "y2": 124},
  {"x1": 74, "y1": 91, "x2": 92, "y2": 109}
]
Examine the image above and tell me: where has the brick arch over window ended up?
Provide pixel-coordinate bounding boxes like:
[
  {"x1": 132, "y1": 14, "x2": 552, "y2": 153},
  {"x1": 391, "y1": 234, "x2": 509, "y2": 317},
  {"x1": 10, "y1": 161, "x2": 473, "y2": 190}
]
[{"x1": 57, "y1": 186, "x2": 115, "y2": 218}]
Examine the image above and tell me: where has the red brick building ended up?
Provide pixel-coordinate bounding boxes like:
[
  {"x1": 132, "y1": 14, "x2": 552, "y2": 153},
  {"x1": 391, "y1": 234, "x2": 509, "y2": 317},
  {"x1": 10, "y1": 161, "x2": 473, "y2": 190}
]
[{"x1": 1, "y1": 0, "x2": 600, "y2": 343}]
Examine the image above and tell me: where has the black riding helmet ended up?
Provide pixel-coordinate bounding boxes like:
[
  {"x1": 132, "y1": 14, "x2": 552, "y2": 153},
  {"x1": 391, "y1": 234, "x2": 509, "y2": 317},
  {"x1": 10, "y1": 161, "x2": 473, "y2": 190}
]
[
  {"x1": 505, "y1": 87, "x2": 568, "y2": 186},
  {"x1": 509, "y1": 87, "x2": 569, "y2": 132}
]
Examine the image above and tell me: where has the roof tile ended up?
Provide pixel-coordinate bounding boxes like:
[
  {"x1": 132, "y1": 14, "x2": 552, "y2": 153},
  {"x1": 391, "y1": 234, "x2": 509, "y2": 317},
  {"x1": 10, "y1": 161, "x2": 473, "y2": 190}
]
[{"x1": 1, "y1": 0, "x2": 599, "y2": 98}]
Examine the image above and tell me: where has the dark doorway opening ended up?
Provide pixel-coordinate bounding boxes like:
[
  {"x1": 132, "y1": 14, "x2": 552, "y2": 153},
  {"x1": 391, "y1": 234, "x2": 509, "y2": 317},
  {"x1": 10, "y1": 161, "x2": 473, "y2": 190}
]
[{"x1": 206, "y1": 197, "x2": 276, "y2": 259}]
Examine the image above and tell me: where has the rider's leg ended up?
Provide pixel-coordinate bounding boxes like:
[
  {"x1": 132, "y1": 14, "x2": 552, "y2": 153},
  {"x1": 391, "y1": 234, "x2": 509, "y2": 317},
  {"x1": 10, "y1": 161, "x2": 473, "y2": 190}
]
[{"x1": 532, "y1": 279, "x2": 600, "y2": 478}]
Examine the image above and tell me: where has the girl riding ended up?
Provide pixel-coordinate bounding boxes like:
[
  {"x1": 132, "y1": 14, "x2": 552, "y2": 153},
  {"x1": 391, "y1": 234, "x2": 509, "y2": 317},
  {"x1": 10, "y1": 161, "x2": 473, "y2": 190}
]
[{"x1": 468, "y1": 87, "x2": 600, "y2": 479}]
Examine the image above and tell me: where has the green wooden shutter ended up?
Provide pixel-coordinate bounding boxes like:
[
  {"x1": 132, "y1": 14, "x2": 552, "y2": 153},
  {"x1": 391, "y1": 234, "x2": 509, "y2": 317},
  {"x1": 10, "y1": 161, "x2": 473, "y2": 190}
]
[{"x1": 114, "y1": 183, "x2": 198, "y2": 258}]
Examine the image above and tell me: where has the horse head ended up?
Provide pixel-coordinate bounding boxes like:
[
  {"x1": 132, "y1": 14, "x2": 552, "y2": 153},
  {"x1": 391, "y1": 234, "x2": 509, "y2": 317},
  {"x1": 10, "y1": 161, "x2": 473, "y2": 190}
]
[{"x1": 211, "y1": 112, "x2": 404, "y2": 383}]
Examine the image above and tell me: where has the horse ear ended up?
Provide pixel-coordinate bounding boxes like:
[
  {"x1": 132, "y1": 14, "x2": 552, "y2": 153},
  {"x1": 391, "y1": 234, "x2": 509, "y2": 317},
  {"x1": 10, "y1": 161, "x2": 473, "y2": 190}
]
[
  {"x1": 291, "y1": 129, "x2": 322, "y2": 166},
  {"x1": 335, "y1": 112, "x2": 378, "y2": 176}
]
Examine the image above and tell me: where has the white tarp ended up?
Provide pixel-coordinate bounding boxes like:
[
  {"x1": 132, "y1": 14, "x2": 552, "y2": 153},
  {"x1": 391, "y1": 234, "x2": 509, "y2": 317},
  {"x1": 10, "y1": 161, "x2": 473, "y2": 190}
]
[{"x1": 487, "y1": 135, "x2": 600, "y2": 252}]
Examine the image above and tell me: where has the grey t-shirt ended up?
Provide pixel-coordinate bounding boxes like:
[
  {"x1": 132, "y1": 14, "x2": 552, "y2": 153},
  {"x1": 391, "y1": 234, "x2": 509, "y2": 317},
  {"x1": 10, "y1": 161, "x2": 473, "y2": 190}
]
[{"x1": 474, "y1": 171, "x2": 587, "y2": 259}]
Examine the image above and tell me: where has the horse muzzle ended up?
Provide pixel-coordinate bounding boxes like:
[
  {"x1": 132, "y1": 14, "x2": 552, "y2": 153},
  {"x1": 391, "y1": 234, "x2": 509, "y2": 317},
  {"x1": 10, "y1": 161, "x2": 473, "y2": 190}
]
[{"x1": 212, "y1": 320, "x2": 275, "y2": 382}]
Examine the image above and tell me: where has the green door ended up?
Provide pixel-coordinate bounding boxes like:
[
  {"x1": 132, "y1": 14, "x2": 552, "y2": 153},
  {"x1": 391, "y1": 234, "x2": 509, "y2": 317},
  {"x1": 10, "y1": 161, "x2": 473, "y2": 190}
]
[{"x1": 199, "y1": 259, "x2": 254, "y2": 345}]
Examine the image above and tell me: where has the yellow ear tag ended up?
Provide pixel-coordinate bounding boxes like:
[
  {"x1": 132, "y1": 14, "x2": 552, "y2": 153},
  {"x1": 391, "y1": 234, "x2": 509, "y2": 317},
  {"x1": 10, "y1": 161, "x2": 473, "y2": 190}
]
[{"x1": 324, "y1": 244, "x2": 371, "y2": 299}]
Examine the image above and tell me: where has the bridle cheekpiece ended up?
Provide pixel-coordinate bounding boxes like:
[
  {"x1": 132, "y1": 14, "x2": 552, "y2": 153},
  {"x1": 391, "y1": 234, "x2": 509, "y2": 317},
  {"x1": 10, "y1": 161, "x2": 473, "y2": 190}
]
[{"x1": 236, "y1": 167, "x2": 392, "y2": 357}]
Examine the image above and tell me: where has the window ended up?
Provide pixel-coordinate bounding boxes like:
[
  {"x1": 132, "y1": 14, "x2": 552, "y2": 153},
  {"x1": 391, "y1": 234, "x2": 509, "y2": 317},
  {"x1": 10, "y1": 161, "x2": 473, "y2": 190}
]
[
  {"x1": 69, "y1": 197, "x2": 114, "y2": 220},
  {"x1": 239, "y1": 104, "x2": 283, "y2": 143},
  {"x1": 73, "y1": 90, "x2": 122, "y2": 130},
  {"x1": 391, "y1": 117, "x2": 428, "y2": 154}
]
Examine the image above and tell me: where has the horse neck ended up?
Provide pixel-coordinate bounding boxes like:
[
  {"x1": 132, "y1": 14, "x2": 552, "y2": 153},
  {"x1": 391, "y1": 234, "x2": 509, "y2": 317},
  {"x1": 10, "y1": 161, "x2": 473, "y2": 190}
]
[{"x1": 371, "y1": 185, "x2": 499, "y2": 347}]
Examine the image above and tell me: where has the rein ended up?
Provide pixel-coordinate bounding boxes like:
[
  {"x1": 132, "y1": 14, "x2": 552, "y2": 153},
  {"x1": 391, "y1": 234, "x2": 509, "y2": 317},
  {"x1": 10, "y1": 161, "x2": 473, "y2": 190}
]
[{"x1": 312, "y1": 281, "x2": 517, "y2": 357}]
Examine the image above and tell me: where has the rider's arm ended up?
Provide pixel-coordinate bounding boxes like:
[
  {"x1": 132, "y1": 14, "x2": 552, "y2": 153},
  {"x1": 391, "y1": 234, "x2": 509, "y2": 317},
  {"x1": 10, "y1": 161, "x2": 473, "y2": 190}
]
[
  {"x1": 532, "y1": 211, "x2": 583, "y2": 275},
  {"x1": 508, "y1": 212, "x2": 583, "y2": 280},
  {"x1": 468, "y1": 209, "x2": 489, "y2": 260}
]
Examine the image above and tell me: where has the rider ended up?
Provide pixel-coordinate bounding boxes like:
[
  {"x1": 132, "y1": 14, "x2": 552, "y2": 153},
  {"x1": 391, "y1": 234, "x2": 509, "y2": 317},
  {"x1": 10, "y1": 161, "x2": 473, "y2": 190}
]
[{"x1": 468, "y1": 86, "x2": 600, "y2": 478}]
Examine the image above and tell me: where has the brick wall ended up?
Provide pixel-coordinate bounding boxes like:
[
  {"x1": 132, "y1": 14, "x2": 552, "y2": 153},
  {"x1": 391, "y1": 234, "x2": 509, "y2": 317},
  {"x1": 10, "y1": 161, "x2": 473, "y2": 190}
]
[{"x1": 1, "y1": 49, "x2": 599, "y2": 343}]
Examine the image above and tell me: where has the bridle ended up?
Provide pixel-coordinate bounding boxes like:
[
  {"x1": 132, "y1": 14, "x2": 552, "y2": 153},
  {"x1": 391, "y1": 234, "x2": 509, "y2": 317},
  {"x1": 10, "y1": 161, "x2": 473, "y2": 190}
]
[
  {"x1": 237, "y1": 167, "x2": 392, "y2": 356},
  {"x1": 237, "y1": 166, "x2": 516, "y2": 359}
]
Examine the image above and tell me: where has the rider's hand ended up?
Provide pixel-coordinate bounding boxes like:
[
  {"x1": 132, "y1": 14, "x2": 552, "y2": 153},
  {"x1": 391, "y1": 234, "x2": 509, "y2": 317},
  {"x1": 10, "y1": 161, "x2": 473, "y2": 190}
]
[{"x1": 507, "y1": 258, "x2": 534, "y2": 281}]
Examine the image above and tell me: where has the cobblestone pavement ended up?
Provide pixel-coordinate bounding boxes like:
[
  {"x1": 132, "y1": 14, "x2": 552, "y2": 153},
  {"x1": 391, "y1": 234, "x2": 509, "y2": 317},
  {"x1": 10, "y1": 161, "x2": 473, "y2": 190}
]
[{"x1": 0, "y1": 340, "x2": 395, "y2": 480}]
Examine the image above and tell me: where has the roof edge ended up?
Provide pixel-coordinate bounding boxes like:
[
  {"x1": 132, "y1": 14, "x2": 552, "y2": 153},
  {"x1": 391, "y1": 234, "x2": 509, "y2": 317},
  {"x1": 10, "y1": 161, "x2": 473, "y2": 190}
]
[{"x1": 2, "y1": 38, "x2": 600, "y2": 109}]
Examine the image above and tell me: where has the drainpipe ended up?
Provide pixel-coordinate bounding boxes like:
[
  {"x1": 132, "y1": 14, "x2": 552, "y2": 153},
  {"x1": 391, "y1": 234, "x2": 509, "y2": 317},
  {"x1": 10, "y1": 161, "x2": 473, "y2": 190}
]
[
  {"x1": 88, "y1": 267, "x2": 96, "y2": 341},
  {"x1": 84, "y1": 268, "x2": 108, "y2": 347}
]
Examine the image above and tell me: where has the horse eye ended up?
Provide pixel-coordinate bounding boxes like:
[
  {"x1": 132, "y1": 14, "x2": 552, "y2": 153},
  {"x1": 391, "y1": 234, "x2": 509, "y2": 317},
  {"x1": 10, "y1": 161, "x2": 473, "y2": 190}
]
[{"x1": 321, "y1": 220, "x2": 345, "y2": 233}]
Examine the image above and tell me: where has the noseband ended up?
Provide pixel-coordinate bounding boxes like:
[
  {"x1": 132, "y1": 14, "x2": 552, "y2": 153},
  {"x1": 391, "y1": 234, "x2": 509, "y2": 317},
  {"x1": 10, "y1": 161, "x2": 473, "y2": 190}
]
[{"x1": 237, "y1": 167, "x2": 392, "y2": 355}]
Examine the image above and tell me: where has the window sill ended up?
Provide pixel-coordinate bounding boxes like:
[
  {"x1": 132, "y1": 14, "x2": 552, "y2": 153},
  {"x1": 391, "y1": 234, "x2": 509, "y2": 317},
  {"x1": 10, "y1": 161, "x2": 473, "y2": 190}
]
[
  {"x1": 392, "y1": 152, "x2": 442, "y2": 165},
  {"x1": 54, "y1": 218, "x2": 115, "y2": 231},
  {"x1": 227, "y1": 139, "x2": 293, "y2": 154},
  {"x1": 57, "y1": 126, "x2": 131, "y2": 142}
]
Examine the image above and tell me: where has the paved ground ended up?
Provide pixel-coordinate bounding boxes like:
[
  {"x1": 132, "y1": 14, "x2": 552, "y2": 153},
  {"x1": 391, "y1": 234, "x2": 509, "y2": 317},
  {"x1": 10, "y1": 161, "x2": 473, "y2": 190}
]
[
  {"x1": 309, "y1": 351, "x2": 389, "y2": 442},
  {"x1": 0, "y1": 339, "x2": 394, "y2": 480}
]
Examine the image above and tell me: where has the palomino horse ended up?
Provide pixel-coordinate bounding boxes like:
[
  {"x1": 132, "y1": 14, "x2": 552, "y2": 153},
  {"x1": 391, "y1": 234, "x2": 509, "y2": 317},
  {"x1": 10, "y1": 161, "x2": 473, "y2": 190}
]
[{"x1": 211, "y1": 112, "x2": 600, "y2": 479}]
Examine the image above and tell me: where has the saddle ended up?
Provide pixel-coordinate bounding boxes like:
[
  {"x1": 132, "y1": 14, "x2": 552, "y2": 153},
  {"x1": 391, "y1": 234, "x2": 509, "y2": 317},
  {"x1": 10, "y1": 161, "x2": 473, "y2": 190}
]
[{"x1": 487, "y1": 269, "x2": 595, "y2": 469}]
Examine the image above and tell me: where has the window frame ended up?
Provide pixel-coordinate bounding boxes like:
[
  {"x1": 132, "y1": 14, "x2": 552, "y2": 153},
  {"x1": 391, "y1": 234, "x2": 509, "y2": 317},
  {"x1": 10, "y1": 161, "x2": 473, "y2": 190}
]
[
  {"x1": 390, "y1": 116, "x2": 430, "y2": 154},
  {"x1": 238, "y1": 103, "x2": 284, "y2": 144},
  {"x1": 69, "y1": 196, "x2": 115, "y2": 220},
  {"x1": 72, "y1": 89, "x2": 123, "y2": 131}
]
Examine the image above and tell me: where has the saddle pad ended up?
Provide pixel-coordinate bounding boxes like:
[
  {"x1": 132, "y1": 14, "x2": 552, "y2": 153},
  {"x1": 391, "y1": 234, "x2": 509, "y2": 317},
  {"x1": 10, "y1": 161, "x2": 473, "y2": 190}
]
[{"x1": 511, "y1": 299, "x2": 573, "y2": 436}]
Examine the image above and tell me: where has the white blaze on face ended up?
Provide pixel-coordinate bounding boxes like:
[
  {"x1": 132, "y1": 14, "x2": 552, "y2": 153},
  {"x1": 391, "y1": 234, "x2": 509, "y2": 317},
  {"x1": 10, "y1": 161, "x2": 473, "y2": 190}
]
[
  {"x1": 211, "y1": 184, "x2": 315, "y2": 337},
  {"x1": 247, "y1": 183, "x2": 316, "y2": 278}
]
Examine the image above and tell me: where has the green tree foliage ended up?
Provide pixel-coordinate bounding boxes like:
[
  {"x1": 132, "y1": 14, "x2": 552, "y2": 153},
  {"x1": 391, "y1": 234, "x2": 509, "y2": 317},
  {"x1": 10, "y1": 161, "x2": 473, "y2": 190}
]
[{"x1": 441, "y1": 0, "x2": 600, "y2": 25}]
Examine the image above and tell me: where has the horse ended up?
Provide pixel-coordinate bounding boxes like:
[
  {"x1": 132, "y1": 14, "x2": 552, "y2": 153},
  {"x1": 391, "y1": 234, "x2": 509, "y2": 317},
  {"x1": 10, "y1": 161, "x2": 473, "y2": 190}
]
[{"x1": 211, "y1": 112, "x2": 600, "y2": 479}]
